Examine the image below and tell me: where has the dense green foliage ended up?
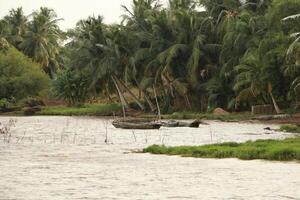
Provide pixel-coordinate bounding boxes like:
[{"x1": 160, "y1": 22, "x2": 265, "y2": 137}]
[
  {"x1": 0, "y1": 7, "x2": 64, "y2": 77},
  {"x1": 0, "y1": 98, "x2": 13, "y2": 112},
  {"x1": 1, "y1": 1, "x2": 300, "y2": 113},
  {"x1": 51, "y1": 70, "x2": 91, "y2": 105},
  {"x1": 65, "y1": 0, "x2": 300, "y2": 112},
  {"x1": 0, "y1": 47, "x2": 49, "y2": 101},
  {"x1": 144, "y1": 137, "x2": 300, "y2": 161}
]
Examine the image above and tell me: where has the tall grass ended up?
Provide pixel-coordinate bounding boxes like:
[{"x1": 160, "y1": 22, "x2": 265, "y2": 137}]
[
  {"x1": 280, "y1": 124, "x2": 300, "y2": 133},
  {"x1": 38, "y1": 103, "x2": 121, "y2": 116},
  {"x1": 143, "y1": 138, "x2": 300, "y2": 161},
  {"x1": 163, "y1": 112, "x2": 253, "y2": 122}
]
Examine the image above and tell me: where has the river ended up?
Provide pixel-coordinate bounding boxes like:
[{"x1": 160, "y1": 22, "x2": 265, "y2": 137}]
[{"x1": 0, "y1": 116, "x2": 299, "y2": 200}]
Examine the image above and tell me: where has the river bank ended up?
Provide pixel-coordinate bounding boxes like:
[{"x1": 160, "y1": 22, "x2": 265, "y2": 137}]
[{"x1": 2, "y1": 103, "x2": 300, "y2": 125}]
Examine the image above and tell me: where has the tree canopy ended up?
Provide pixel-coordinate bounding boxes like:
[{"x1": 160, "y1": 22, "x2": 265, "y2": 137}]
[
  {"x1": 0, "y1": 47, "x2": 49, "y2": 101},
  {"x1": 1, "y1": 1, "x2": 300, "y2": 111}
]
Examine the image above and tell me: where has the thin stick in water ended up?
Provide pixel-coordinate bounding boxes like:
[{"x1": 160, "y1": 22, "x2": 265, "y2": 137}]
[{"x1": 132, "y1": 131, "x2": 137, "y2": 142}]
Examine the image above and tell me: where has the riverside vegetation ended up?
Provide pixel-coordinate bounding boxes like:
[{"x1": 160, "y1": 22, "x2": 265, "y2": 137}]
[
  {"x1": 0, "y1": 0, "x2": 300, "y2": 116},
  {"x1": 38, "y1": 103, "x2": 121, "y2": 116},
  {"x1": 280, "y1": 124, "x2": 300, "y2": 133},
  {"x1": 144, "y1": 137, "x2": 300, "y2": 161}
]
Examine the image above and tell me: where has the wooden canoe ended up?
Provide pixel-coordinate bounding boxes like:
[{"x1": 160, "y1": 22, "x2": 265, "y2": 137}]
[
  {"x1": 112, "y1": 119, "x2": 161, "y2": 130},
  {"x1": 113, "y1": 117, "x2": 155, "y2": 123},
  {"x1": 161, "y1": 120, "x2": 202, "y2": 128}
]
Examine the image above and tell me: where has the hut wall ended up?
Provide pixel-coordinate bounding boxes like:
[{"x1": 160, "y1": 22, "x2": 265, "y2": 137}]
[{"x1": 251, "y1": 105, "x2": 274, "y2": 115}]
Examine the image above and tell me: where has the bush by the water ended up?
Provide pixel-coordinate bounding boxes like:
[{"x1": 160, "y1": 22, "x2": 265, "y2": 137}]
[
  {"x1": 280, "y1": 124, "x2": 300, "y2": 133},
  {"x1": 144, "y1": 138, "x2": 300, "y2": 161},
  {"x1": 0, "y1": 98, "x2": 13, "y2": 112},
  {"x1": 0, "y1": 48, "x2": 49, "y2": 100},
  {"x1": 51, "y1": 70, "x2": 91, "y2": 106}
]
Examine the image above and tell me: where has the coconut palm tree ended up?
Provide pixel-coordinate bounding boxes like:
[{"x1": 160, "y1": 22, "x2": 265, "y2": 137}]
[
  {"x1": 20, "y1": 7, "x2": 63, "y2": 77},
  {"x1": 70, "y1": 16, "x2": 146, "y2": 112},
  {"x1": 0, "y1": 20, "x2": 10, "y2": 51},
  {"x1": 56, "y1": 0, "x2": 300, "y2": 112},
  {"x1": 281, "y1": 13, "x2": 300, "y2": 101},
  {"x1": 4, "y1": 7, "x2": 28, "y2": 49},
  {"x1": 122, "y1": 0, "x2": 222, "y2": 110},
  {"x1": 282, "y1": 13, "x2": 300, "y2": 65},
  {"x1": 220, "y1": 10, "x2": 266, "y2": 76},
  {"x1": 0, "y1": 37, "x2": 9, "y2": 51},
  {"x1": 234, "y1": 49, "x2": 282, "y2": 114}
]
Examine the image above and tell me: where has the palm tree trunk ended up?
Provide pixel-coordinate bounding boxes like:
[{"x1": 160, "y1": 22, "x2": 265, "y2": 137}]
[
  {"x1": 161, "y1": 74, "x2": 174, "y2": 98},
  {"x1": 269, "y1": 92, "x2": 282, "y2": 114},
  {"x1": 138, "y1": 89, "x2": 142, "y2": 99},
  {"x1": 111, "y1": 76, "x2": 127, "y2": 118},
  {"x1": 143, "y1": 90, "x2": 156, "y2": 112},
  {"x1": 153, "y1": 85, "x2": 161, "y2": 121},
  {"x1": 184, "y1": 94, "x2": 192, "y2": 110},
  {"x1": 113, "y1": 75, "x2": 145, "y2": 111},
  {"x1": 296, "y1": 50, "x2": 300, "y2": 66},
  {"x1": 105, "y1": 84, "x2": 114, "y2": 103}
]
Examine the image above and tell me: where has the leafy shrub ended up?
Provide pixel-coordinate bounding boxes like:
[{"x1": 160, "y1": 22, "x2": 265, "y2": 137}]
[
  {"x1": 0, "y1": 47, "x2": 49, "y2": 100},
  {"x1": 51, "y1": 69, "x2": 91, "y2": 106},
  {"x1": 0, "y1": 99, "x2": 12, "y2": 112}
]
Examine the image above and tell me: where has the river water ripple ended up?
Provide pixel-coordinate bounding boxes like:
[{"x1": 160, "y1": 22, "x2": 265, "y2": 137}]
[{"x1": 0, "y1": 116, "x2": 299, "y2": 200}]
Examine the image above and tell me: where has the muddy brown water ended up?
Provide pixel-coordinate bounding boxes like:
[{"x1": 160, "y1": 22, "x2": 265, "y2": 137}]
[{"x1": 0, "y1": 116, "x2": 299, "y2": 200}]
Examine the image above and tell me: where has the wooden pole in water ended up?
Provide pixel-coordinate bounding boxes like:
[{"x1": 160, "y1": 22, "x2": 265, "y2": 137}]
[{"x1": 153, "y1": 85, "x2": 161, "y2": 121}]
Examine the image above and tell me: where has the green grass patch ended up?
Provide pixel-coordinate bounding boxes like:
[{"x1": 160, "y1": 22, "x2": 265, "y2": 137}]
[
  {"x1": 143, "y1": 138, "x2": 300, "y2": 161},
  {"x1": 163, "y1": 112, "x2": 253, "y2": 122},
  {"x1": 37, "y1": 103, "x2": 122, "y2": 116},
  {"x1": 280, "y1": 124, "x2": 300, "y2": 133}
]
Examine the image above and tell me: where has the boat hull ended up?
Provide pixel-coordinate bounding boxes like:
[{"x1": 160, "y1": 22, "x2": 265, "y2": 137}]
[
  {"x1": 112, "y1": 120, "x2": 161, "y2": 130},
  {"x1": 161, "y1": 120, "x2": 201, "y2": 128}
]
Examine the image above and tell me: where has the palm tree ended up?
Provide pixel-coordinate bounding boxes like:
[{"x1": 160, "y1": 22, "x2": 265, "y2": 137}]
[
  {"x1": 122, "y1": 0, "x2": 222, "y2": 110},
  {"x1": 203, "y1": 74, "x2": 235, "y2": 109},
  {"x1": 20, "y1": 7, "x2": 63, "y2": 77},
  {"x1": 0, "y1": 20, "x2": 10, "y2": 51},
  {"x1": 168, "y1": 0, "x2": 196, "y2": 10},
  {"x1": 57, "y1": 0, "x2": 299, "y2": 112},
  {"x1": 282, "y1": 13, "x2": 300, "y2": 101},
  {"x1": 0, "y1": 37, "x2": 9, "y2": 51},
  {"x1": 234, "y1": 50, "x2": 282, "y2": 113},
  {"x1": 282, "y1": 13, "x2": 300, "y2": 65},
  {"x1": 4, "y1": 7, "x2": 28, "y2": 49},
  {"x1": 70, "y1": 16, "x2": 146, "y2": 112},
  {"x1": 220, "y1": 11, "x2": 266, "y2": 77}
]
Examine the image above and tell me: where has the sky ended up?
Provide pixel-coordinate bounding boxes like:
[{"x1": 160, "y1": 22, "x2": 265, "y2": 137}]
[{"x1": 0, "y1": 0, "x2": 167, "y2": 30}]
